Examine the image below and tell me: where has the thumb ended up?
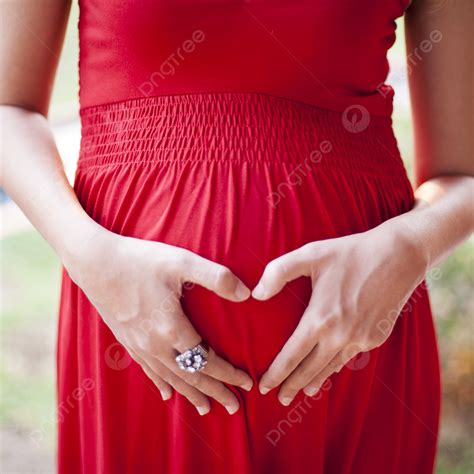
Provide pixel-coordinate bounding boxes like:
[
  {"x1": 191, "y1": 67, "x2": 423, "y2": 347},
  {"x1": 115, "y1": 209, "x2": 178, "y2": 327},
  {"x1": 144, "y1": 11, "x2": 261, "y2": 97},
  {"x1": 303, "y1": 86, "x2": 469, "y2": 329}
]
[
  {"x1": 180, "y1": 251, "x2": 250, "y2": 302},
  {"x1": 252, "y1": 246, "x2": 313, "y2": 301}
]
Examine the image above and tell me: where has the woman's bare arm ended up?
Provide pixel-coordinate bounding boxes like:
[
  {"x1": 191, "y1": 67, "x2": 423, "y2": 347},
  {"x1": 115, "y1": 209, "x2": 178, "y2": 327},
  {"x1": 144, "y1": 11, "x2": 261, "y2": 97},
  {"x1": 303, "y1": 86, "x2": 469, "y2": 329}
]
[
  {"x1": 252, "y1": 0, "x2": 474, "y2": 402},
  {"x1": 0, "y1": 1, "x2": 253, "y2": 414},
  {"x1": 400, "y1": 0, "x2": 474, "y2": 267},
  {"x1": 0, "y1": 0, "x2": 94, "y2": 262}
]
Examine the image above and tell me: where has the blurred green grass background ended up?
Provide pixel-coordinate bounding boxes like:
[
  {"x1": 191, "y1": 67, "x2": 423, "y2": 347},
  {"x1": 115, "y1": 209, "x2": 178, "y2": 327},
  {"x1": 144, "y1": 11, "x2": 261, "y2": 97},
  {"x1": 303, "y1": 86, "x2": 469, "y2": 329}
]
[{"x1": 0, "y1": 6, "x2": 473, "y2": 473}]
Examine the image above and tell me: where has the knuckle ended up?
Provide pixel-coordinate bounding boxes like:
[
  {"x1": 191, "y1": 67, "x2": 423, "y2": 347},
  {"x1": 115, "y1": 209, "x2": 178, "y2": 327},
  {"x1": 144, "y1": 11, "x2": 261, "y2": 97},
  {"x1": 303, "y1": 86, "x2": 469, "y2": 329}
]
[
  {"x1": 282, "y1": 356, "x2": 298, "y2": 373},
  {"x1": 333, "y1": 363, "x2": 344, "y2": 373},
  {"x1": 184, "y1": 374, "x2": 201, "y2": 388},
  {"x1": 311, "y1": 376, "x2": 323, "y2": 388},
  {"x1": 301, "y1": 242, "x2": 318, "y2": 260},
  {"x1": 160, "y1": 374, "x2": 175, "y2": 387},
  {"x1": 317, "y1": 317, "x2": 337, "y2": 334},
  {"x1": 334, "y1": 332, "x2": 351, "y2": 349},
  {"x1": 348, "y1": 339, "x2": 367, "y2": 354},
  {"x1": 214, "y1": 266, "x2": 234, "y2": 291},
  {"x1": 178, "y1": 249, "x2": 193, "y2": 268},
  {"x1": 267, "y1": 260, "x2": 285, "y2": 279},
  {"x1": 225, "y1": 365, "x2": 244, "y2": 385},
  {"x1": 306, "y1": 322, "x2": 324, "y2": 341},
  {"x1": 326, "y1": 359, "x2": 340, "y2": 373},
  {"x1": 157, "y1": 324, "x2": 180, "y2": 345},
  {"x1": 159, "y1": 253, "x2": 185, "y2": 275},
  {"x1": 234, "y1": 371, "x2": 247, "y2": 386},
  {"x1": 367, "y1": 338, "x2": 384, "y2": 350},
  {"x1": 147, "y1": 355, "x2": 165, "y2": 373},
  {"x1": 263, "y1": 372, "x2": 280, "y2": 388},
  {"x1": 210, "y1": 384, "x2": 229, "y2": 402},
  {"x1": 140, "y1": 365, "x2": 154, "y2": 379},
  {"x1": 367, "y1": 328, "x2": 386, "y2": 347},
  {"x1": 298, "y1": 365, "x2": 316, "y2": 382},
  {"x1": 186, "y1": 393, "x2": 205, "y2": 407},
  {"x1": 151, "y1": 376, "x2": 165, "y2": 389},
  {"x1": 348, "y1": 328, "x2": 378, "y2": 352},
  {"x1": 311, "y1": 371, "x2": 327, "y2": 385},
  {"x1": 142, "y1": 366, "x2": 163, "y2": 385},
  {"x1": 134, "y1": 333, "x2": 154, "y2": 353},
  {"x1": 284, "y1": 380, "x2": 302, "y2": 394}
]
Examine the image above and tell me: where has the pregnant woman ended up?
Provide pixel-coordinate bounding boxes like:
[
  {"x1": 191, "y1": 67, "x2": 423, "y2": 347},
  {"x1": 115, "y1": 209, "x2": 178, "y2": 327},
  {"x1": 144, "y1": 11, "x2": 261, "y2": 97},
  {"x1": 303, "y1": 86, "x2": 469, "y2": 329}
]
[{"x1": 1, "y1": 0, "x2": 473, "y2": 472}]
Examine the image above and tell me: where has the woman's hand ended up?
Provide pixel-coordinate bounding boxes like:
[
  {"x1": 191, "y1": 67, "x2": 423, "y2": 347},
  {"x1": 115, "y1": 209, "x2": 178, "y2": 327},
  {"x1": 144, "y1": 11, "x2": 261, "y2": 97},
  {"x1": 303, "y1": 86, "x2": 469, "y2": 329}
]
[
  {"x1": 63, "y1": 225, "x2": 253, "y2": 416},
  {"x1": 252, "y1": 222, "x2": 429, "y2": 405}
]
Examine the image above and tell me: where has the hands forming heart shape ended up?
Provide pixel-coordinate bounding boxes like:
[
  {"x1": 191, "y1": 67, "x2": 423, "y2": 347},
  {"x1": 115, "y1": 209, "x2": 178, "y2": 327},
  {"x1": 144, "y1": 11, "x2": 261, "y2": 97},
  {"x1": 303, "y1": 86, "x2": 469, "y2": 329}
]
[{"x1": 65, "y1": 219, "x2": 427, "y2": 416}]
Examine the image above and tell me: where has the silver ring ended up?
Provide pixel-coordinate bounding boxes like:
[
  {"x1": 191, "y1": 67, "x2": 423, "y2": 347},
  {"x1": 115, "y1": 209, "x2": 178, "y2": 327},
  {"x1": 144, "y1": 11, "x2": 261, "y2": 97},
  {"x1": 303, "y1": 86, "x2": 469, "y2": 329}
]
[{"x1": 175, "y1": 342, "x2": 209, "y2": 373}]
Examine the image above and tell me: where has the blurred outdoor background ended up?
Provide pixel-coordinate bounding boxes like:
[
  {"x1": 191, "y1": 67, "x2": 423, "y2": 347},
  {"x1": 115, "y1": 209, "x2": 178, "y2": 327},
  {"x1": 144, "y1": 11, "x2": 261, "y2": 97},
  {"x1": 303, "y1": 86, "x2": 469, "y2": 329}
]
[{"x1": 1, "y1": 4, "x2": 473, "y2": 473}]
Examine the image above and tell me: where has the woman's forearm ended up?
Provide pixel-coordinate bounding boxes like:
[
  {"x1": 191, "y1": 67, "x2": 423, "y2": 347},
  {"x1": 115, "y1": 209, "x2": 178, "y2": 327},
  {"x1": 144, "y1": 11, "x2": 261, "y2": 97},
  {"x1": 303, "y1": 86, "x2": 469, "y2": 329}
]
[
  {"x1": 399, "y1": 1, "x2": 473, "y2": 271},
  {"x1": 382, "y1": 174, "x2": 474, "y2": 270},
  {"x1": 0, "y1": 105, "x2": 101, "y2": 265}
]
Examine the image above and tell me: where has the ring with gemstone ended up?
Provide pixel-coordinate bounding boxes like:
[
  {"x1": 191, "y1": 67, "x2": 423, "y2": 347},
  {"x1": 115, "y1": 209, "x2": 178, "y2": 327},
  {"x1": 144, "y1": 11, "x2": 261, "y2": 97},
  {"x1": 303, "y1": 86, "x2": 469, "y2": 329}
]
[{"x1": 175, "y1": 342, "x2": 209, "y2": 373}]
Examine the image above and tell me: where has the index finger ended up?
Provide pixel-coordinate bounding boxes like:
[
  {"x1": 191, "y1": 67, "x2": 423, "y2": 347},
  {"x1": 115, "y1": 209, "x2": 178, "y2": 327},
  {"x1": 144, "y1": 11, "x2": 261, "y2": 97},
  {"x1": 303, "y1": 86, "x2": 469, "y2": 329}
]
[
  {"x1": 258, "y1": 293, "x2": 320, "y2": 394},
  {"x1": 180, "y1": 250, "x2": 250, "y2": 302}
]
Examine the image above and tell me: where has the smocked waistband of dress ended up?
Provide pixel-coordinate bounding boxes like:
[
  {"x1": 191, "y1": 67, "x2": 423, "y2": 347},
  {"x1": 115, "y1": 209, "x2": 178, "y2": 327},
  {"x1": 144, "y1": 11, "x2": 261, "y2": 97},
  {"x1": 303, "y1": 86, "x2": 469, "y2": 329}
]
[{"x1": 77, "y1": 93, "x2": 406, "y2": 176}]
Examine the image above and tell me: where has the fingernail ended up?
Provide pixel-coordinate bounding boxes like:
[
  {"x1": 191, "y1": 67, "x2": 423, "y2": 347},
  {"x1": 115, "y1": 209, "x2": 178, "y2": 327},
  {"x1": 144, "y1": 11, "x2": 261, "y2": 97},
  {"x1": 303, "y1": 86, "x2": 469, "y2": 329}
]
[
  {"x1": 304, "y1": 386, "x2": 318, "y2": 396},
  {"x1": 160, "y1": 389, "x2": 172, "y2": 401},
  {"x1": 196, "y1": 406, "x2": 209, "y2": 416},
  {"x1": 260, "y1": 386, "x2": 270, "y2": 395},
  {"x1": 235, "y1": 281, "x2": 250, "y2": 301},
  {"x1": 280, "y1": 397, "x2": 292, "y2": 406},
  {"x1": 252, "y1": 283, "x2": 266, "y2": 300},
  {"x1": 225, "y1": 405, "x2": 239, "y2": 415},
  {"x1": 242, "y1": 380, "x2": 253, "y2": 391}
]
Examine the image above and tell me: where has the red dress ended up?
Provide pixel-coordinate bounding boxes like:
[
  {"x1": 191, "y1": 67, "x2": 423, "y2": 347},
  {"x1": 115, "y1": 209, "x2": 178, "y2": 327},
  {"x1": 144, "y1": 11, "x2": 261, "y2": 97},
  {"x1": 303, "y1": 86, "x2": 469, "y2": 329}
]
[{"x1": 58, "y1": 1, "x2": 441, "y2": 472}]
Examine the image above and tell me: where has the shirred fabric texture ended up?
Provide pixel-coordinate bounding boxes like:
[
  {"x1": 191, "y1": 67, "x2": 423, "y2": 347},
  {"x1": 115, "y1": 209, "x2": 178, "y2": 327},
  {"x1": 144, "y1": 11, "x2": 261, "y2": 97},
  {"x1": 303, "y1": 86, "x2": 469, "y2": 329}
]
[
  {"x1": 59, "y1": 1, "x2": 440, "y2": 472},
  {"x1": 57, "y1": 93, "x2": 441, "y2": 473}
]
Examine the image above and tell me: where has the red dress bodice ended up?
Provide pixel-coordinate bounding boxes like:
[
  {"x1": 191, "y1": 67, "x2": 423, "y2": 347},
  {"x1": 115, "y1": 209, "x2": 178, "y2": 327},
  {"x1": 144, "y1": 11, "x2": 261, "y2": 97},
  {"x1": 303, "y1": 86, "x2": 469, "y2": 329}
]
[{"x1": 79, "y1": 0, "x2": 409, "y2": 116}]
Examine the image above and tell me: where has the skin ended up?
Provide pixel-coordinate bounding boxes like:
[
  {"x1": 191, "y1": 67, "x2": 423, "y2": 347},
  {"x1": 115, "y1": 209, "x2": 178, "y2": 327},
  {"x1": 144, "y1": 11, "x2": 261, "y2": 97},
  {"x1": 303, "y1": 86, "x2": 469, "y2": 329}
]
[
  {"x1": 255, "y1": 0, "x2": 474, "y2": 403},
  {"x1": 0, "y1": 0, "x2": 472, "y2": 415},
  {"x1": 0, "y1": 0, "x2": 253, "y2": 417}
]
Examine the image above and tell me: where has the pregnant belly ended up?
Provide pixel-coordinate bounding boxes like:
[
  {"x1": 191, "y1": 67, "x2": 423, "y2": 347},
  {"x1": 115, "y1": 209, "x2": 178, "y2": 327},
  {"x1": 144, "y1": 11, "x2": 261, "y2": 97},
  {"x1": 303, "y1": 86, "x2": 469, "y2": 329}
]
[{"x1": 74, "y1": 93, "x2": 414, "y2": 377}]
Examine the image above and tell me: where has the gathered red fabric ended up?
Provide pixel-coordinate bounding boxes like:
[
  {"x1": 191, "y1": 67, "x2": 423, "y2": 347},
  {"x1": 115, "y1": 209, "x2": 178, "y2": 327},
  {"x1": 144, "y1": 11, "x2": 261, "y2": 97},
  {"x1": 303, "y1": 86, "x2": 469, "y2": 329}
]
[{"x1": 57, "y1": 2, "x2": 440, "y2": 473}]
